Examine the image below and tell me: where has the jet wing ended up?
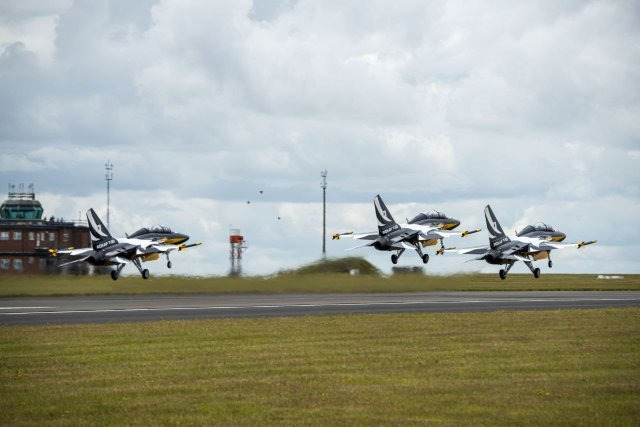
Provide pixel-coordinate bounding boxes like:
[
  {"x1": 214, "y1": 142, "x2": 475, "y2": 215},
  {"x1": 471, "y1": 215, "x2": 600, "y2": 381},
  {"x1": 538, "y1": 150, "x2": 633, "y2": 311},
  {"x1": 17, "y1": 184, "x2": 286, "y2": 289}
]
[
  {"x1": 455, "y1": 246, "x2": 490, "y2": 255},
  {"x1": 333, "y1": 231, "x2": 378, "y2": 241},
  {"x1": 350, "y1": 232, "x2": 379, "y2": 240},
  {"x1": 50, "y1": 247, "x2": 93, "y2": 257},
  {"x1": 534, "y1": 240, "x2": 597, "y2": 251},
  {"x1": 389, "y1": 241, "x2": 417, "y2": 250},
  {"x1": 346, "y1": 242, "x2": 375, "y2": 251},
  {"x1": 416, "y1": 227, "x2": 481, "y2": 241},
  {"x1": 426, "y1": 229, "x2": 462, "y2": 239},
  {"x1": 464, "y1": 254, "x2": 488, "y2": 262},
  {"x1": 502, "y1": 244, "x2": 528, "y2": 255},
  {"x1": 58, "y1": 256, "x2": 91, "y2": 267},
  {"x1": 449, "y1": 246, "x2": 490, "y2": 262},
  {"x1": 138, "y1": 242, "x2": 203, "y2": 255},
  {"x1": 390, "y1": 229, "x2": 420, "y2": 242},
  {"x1": 104, "y1": 246, "x2": 136, "y2": 258}
]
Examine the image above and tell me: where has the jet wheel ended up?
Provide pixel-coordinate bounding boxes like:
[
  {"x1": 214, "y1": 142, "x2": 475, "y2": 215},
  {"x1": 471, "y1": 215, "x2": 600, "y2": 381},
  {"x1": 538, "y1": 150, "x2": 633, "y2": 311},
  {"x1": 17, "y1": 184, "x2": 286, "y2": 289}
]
[
  {"x1": 391, "y1": 254, "x2": 398, "y2": 264},
  {"x1": 533, "y1": 268, "x2": 541, "y2": 279},
  {"x1": 110, "y1": 270, "x2": 119, "y2": 281},
  {"x1": 422, "y1": 254, "x2": 429, "y2": 264},
  {"x1": 548, "y1": 260, "x2": 553, "y2": 268},
  {"x1": 142, "y1": 269, "x2": 150, "y2": 280},
  {"x1": 499, "y1": 269, "x2": 507, "y2": 280},
  {"x1": 167, "y1": 261, "x2": 172, "y2": 269}
]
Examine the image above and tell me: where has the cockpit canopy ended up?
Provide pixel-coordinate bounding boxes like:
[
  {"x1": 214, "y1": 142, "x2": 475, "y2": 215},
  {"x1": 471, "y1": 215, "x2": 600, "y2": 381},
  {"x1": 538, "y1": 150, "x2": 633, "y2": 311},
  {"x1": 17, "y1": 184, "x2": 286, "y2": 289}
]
[
  {"x1": 517, "y1": 222, "x2": 556, "y2": 236},
  {"x1": 409, "y1": 210, "x2": 447, "y2": 222},
  {"x1": 129, "y1": 225, "x2": 173, "y2": 238},
  {"x1": 534, "y1": 222, "x2": 555, "y2": 232},
  {"x1": 149, "y1": 225, "x2": 172, "y2": 233}
]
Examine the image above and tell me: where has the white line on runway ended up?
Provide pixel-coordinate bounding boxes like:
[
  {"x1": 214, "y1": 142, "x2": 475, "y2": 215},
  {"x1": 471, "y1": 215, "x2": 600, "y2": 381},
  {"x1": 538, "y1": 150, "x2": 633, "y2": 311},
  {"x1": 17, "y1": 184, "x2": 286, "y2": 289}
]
[
  {"x1": 1, "y1": 297, "x2": 639, "y2": 316},
  {"x1": 0, "y1": 307, "x2": 55, "y2": 310}
]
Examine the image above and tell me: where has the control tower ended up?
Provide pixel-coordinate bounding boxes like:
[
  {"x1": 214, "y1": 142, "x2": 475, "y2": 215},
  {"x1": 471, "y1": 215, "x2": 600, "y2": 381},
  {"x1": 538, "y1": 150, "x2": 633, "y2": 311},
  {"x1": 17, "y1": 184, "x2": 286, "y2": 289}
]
[
  {"x1": 229, "y1": 228, "x2": 247, "y2": 276},
  {"x1": 0, "y1": 184, "x2": 44, "y2": 219},
  {"x1": 0, "y1": 183, "x2": 90, "y2": 275}
]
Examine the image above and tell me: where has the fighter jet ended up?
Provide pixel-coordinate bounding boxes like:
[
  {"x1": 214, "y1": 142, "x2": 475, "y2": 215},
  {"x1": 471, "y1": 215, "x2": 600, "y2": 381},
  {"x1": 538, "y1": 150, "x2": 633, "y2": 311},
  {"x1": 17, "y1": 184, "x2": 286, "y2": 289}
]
[
  {"x1": 332, "y1": 195, "x2": 480, "y2": 264},
  {"x1": 453, "y1": 205, "x2": 596, "y2": 279},
  {"x1": 49, "y1": 209, "x2": 201, "y2": 280}
]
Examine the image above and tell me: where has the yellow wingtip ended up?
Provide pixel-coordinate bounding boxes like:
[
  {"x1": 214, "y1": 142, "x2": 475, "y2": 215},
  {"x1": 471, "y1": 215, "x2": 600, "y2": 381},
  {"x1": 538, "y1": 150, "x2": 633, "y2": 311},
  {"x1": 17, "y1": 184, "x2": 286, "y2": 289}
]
[{"x1": 578, "y1": 240, "x2": 597, "y2": 249}]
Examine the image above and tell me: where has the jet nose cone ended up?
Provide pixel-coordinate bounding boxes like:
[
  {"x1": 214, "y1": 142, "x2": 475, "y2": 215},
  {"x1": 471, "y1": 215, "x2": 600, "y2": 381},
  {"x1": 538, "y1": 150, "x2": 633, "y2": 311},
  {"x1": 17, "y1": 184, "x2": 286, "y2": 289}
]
[
  {"x1": 552, "y1": 232, "x2": 566, "y2": 242},
  {"x1": 176, "y1": 233, "x2": 190, "y2": 244},
  {"x1": 449, "y1": 219, "x2": 461, "y2": 230}
]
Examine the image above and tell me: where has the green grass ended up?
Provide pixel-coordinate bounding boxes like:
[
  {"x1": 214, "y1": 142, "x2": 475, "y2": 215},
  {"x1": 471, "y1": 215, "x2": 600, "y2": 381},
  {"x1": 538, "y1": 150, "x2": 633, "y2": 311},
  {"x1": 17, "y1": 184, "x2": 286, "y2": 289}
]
[
  {"x1": 1, "y1": 309, "x2": 638, "y2": 424},
  {"x1": 0, "y1": 273, "x2": 639, "y2": 297}
]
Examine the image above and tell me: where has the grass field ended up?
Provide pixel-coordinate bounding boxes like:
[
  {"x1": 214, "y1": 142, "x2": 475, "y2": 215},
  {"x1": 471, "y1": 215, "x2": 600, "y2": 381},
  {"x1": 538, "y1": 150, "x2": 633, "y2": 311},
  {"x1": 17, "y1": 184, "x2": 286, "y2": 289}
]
[
  {"x1": 0, "y1": 273, "x2": 639, "y2": 297},
  {"x1": 1, "y1": 308, "x2": 638, "y2": 424}
]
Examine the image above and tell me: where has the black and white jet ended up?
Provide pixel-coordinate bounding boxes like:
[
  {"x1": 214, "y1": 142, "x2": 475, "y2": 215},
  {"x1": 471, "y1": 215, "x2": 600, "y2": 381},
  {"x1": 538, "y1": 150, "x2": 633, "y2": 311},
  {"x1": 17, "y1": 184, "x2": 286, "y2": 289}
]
[
  {"x1": 333, "y1": 195, "x2": 480, "y2": 264},
  {"x1": 50, "y1": 209, "x2": 201, "y2": 280},
  {"x1": 452, "y1": 205, "x2": 596, "y2": 279}
]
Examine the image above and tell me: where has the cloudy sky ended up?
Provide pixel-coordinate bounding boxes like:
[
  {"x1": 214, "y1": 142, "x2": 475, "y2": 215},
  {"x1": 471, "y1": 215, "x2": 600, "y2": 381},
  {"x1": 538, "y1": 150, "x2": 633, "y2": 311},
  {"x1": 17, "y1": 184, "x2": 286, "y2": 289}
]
[{"x1": 1, "y1": 0, "x2": 639, "y2": 276}]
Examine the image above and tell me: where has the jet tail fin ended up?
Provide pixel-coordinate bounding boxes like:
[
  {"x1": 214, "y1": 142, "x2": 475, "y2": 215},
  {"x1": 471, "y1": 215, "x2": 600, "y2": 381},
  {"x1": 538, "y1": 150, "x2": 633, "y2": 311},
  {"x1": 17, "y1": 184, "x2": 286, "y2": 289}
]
[
  {"x1": 86, "y1": 208, "x2": 117, "y2": 250},
  {"x1": 374, "y1": 195, "x2": 400, "y2": 236},
  {"x1": 484, "y1": 205, "x2": 510, "y2": 249}
]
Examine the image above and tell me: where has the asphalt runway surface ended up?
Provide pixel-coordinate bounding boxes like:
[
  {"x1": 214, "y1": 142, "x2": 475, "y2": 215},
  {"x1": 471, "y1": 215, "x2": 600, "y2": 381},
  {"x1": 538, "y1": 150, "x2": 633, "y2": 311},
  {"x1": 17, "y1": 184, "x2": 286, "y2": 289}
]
[{"x1": 1, "y1": 291, "x2": 639, "y2": 326}]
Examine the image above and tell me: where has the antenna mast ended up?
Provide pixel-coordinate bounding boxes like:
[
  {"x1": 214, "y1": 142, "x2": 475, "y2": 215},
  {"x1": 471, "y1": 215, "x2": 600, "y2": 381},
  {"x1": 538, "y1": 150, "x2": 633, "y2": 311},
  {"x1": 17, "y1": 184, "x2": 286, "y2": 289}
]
[
  {"x1": 321, "y1": 170, "x2": 327, "y2": 257},
  {"x1": 105, "y1": 161, "x2": 113, "y2": 229}
]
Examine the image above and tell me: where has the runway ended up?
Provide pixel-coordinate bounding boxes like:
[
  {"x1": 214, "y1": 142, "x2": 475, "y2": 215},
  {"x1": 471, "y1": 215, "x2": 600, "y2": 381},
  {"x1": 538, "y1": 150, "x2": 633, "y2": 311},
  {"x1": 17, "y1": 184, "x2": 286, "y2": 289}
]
[{"x1": 1, "y1": 291, "x2": 639, "y2": 326}]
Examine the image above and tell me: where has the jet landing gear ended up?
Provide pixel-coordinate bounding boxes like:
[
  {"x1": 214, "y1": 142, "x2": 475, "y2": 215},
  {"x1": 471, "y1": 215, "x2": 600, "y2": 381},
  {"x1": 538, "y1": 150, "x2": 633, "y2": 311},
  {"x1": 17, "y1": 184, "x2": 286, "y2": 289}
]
[
  {"x1": 110, "y1": 263, "x2": 126, "y2": 281},
  {"x1": 165, "y1": 253, "x2": 172, "y2": 269},
  {"x1": 390, "y1": 246, "x2": 429, "y2": 265},
  {"x1": 391, "y1": 249, "x2": 405, "y2": 264},
  {"x1": 132, "y1": 258, "x2": 150, "y2": 280},
  {"x1": 499, "y1": 263, "x2": 514, "y2": 280},
  {"x1": 547, "y1": 251, "x2": 553, "y2": 268},
  {"x1": 524, "y1": 260, "x2": 541, "y2": 279},
  {"x1": 414, "y1": 244, "x2": 429, "y2": 264}
]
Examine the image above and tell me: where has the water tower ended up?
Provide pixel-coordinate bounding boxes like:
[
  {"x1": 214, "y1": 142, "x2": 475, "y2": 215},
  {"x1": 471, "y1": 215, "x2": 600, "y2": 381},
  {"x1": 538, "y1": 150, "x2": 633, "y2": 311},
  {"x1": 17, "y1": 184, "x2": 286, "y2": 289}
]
[{"x1": 229, "y1": 227, "x2": 247, "y2": 276}]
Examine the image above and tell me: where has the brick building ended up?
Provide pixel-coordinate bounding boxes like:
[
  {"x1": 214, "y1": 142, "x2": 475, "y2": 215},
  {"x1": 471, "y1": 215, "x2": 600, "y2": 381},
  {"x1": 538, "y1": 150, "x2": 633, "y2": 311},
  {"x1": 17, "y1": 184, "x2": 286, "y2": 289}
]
[{"x1": 0, "y1": 185, "x2": 91, "y2": 275}]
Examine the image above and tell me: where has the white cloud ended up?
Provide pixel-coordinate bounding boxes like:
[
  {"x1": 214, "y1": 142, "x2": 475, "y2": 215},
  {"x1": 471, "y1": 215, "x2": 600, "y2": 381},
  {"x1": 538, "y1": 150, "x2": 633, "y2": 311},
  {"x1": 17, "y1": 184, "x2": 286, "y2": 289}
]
[{"x1": 0, "y1": 0, "x2": 71, "y2": 64}]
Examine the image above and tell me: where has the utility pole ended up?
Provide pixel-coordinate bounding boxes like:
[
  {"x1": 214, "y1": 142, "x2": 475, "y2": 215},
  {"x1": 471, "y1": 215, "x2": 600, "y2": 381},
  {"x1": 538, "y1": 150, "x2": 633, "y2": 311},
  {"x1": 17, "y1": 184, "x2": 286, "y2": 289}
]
[
  {"x1": 105, "y1": 161, "x2": 113, "y2": 230},
  {"x1": 321, "y1": 170, "x2": 327, "y2": 257}
]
